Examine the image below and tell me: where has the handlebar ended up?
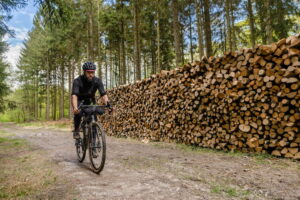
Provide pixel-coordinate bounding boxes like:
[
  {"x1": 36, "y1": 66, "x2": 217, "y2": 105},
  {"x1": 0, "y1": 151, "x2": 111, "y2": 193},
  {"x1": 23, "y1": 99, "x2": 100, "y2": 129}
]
[
  {"x1": 79, "y1": 105, "x2": 111, "y2": 109},
  {"x1": 78, "y1": 100, "x2": 112, "y2": 110}
]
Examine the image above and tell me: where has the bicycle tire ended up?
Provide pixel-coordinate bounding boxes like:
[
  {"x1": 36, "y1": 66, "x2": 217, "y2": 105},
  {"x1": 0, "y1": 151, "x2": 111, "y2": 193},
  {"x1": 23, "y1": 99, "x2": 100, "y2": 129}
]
[
  {"x1": 76, "y1": 125, "x2": 87, "y2": 162},
  {"x1": 89, "y1": 122, "x2": 106, "y2": 174}
]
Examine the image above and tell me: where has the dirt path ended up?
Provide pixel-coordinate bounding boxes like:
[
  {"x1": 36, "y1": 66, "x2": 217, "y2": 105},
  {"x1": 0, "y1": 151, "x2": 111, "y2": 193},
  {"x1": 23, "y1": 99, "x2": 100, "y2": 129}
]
[{"x1": 0, "y1": 122, "x2": 299, "y2": 200}]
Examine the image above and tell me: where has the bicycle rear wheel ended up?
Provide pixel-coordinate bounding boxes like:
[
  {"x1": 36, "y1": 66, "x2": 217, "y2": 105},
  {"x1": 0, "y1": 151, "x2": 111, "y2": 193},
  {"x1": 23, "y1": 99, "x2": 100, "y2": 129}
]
[
  {"x1": 76, "y1": 125, "x2": 87, "y2": 162},
  {"x1": 89, "y1": 122, "x2": 106, "y2": 174}
]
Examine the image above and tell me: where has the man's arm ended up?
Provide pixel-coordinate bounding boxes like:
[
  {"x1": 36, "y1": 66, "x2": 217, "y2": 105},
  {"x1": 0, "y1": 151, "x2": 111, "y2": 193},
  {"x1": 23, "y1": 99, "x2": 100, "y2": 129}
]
[
  {"x1": 101, "y1": 94, "x2": 109, "y2": 105},
  {"x1": 98, "y1": 79, "x2": 109, "y2": 105},
  {"x1": 71, "y1": 79, "x2": 80, "y2": 114},
  {"x1": 71, "y1": 95, "x2": 80, "y2": 114}
]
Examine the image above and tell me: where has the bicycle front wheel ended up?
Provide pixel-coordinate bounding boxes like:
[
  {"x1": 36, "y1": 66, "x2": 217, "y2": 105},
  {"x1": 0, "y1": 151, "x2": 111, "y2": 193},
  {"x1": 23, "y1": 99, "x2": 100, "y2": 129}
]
[
  {"x1": 89, "y1": 122, "x2": 106, "y2": 174},
  {"x1": 76, "y1": 125, "x2": 87, "y2": 162}
]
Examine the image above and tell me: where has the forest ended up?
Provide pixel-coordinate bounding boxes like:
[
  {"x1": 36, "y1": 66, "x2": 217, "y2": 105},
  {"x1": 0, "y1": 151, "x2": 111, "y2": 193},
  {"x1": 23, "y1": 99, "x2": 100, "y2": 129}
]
[{"x1": 0, "y1": 0, "x2": 299, "y2": 122}]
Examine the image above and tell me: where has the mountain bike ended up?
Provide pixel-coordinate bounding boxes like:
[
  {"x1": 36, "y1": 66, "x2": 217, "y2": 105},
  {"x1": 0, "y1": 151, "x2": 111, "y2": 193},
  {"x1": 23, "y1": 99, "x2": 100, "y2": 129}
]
[{"x1": 75, "y1": 103, "x2": 111, "y2": 174}]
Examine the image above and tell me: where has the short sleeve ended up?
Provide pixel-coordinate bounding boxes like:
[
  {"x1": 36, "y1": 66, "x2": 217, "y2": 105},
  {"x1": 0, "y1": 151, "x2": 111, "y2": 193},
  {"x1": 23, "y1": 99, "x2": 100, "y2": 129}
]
[
  {"x1": 97, "y1": 78, "x2": 106, "y2": 96},
  {"x1": 71, "y1": 79, "x2": 80, "y2": 96}
]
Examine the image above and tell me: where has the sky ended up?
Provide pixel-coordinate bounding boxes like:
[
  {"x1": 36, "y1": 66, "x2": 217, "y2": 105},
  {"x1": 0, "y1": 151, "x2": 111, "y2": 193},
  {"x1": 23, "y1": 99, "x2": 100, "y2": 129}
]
[{"x1": 4, "y1": 0, "x2": 38, "y2": 70}]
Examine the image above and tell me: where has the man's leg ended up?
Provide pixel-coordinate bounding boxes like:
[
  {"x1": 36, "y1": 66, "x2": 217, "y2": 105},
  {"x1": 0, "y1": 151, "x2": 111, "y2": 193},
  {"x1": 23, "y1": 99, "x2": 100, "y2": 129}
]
[{"x1": 73, "y1": 101, "x2": 82, "y2": 139}]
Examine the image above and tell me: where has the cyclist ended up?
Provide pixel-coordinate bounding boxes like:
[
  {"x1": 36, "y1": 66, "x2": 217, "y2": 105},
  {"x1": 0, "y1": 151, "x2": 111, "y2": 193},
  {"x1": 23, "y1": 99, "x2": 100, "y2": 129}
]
[{"x1": 71, "y1": 61, "x2": 111, "y2": 139}]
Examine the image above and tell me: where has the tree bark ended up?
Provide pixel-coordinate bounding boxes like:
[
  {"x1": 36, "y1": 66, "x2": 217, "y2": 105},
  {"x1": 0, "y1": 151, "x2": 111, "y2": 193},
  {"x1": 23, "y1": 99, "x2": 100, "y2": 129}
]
[
  {"x1": 189, "y1": 3, "x2": 194, "y2": 62},
  {"x1": 265, "y1": 0, "x2": 273, "y2": 44},
  {"x1": 34, "y1": 72, "x2": 38, "y2": 120},
  {"x1": 119, "y1": 0, "x2": 126, "y2": 84},
  {"x1": 60, "y1": 64, "x2": 64, "y2": 119},
  {"x1": 247, "y1": 0, "x2": 255, "y2": 48},
  {"x1": 134, "y1": 0, "x2": 141, "y2": 80},
  {"x1": 196, "y1": 0, "x2": 204, "y2": 59},
  {"x1": 255, "y1": 0, "x2": 266, "y2": 44},
  {"x1": 225, "y1": 0, "x2": 232, "y2": 51},
  {"x1": 46, "y1": 56, "x2": 50, "y2": 120},
  {"x1": 276, "y1": 0, "x2": 287, "y2": 38},
  {"x1": 171, "y1": 0, "x2": 183, "y2": 66},
  {"x1": 97, "y1": 0, "x2": 102, "y2": 79},
  {"x1": 53, "y1": 69, "x2": 57, "y2": 120},
  {"x1": 121, "y1": 36, "x2": 126, "y2": 84},
  {"x1": 87, "y1": 0, "x2": 94, "y2": 61},
  {"x1": 68, "y1": 61, "x2": 71, "y2": 119},
  {"x1": 203, "y1": 0, "x2": 213, "y2": 57},
  {"x1": 109, "y1": 48, "x2": 113, "y2": 88},
  {"x1": 230, "y1": 0, "x2": 236, "y2": 50},
  {"x1": 156, "y1": 0, "x2": 161, "y2": 73}
]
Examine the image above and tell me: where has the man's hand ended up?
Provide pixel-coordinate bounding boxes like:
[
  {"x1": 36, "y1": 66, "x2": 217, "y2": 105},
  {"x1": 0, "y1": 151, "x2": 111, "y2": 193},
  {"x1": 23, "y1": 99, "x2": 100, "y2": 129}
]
[
  {"x1": 73, "y1": 107, "x2": 80, "y2": 115},
  {"x1": 106, "y1": 102, "x2": 114, "y2": 114},
  {"x1": 108, "y1": 107, "x2": 114, "y2": 114}
]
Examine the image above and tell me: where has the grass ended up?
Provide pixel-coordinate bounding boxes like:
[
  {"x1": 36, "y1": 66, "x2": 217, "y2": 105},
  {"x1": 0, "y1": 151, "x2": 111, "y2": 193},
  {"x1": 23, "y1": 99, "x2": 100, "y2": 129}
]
[
  {"x1": 150, "y1": 141, "x2": 278, "y2": 163},
  {"x1": 17, "y1": 120, "x2": 71, "y2": 130},
  {"x1": 182, "y1": 174, "x2": 206, "y2": 183},
  {"x1": 0, "y1": 129, "x2": 75, "y2": 199},
  {"x1": 0, "y1": 112, "x2": 12, "y2": 122},
  {"x1": 210, "y1": 183, "x2": 251, "y2": 198},
  {"x1": 0, "y1": 129, "x2": 14, "y2": 137}
]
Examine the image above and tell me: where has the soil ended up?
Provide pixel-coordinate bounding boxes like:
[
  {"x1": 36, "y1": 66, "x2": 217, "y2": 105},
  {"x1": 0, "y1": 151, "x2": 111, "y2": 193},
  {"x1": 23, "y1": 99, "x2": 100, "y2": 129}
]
[{"x1": 0, "y1": 122, "x2": 299, "y2": 200}]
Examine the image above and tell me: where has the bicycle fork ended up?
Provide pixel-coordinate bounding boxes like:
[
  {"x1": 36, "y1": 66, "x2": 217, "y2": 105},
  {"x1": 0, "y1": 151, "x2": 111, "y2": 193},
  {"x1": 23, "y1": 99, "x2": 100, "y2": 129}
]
[{"x1": 89, "y1": 115, "x2": 99, "y2": 151}]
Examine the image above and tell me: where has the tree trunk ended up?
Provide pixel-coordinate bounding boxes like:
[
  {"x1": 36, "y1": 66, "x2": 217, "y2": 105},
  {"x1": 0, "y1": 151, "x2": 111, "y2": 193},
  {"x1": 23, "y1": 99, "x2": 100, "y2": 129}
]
[
  {"x1": 121, "y1": 41, "x2": 126, "y2": 85},
  {"x1": 60, "y1": 65, "x2": 64, "y2": 119},
  {"x1": 247, "y1": 0, "x2": 255, "y2": 48},
  {"x1": 171, "y1": 0, "x2": 182, "y2": 67},
  {"x1": 77, "y1": 61, "x2": 81, "y2": 76},
  {"x1": 46, "y1": 57, "x2": 50, "y2": 120},
  {"x1": 276, "y1": 0, "x2": 287, "y2": 38},
  {"x1": 87, "y1": 0, "x2": 94, "y2": 61},
  {"x1": 181, "y1": 24, "x2": 185, "y2": 64},
  {"x1": 265, "y1": 0, "x2": 272, "y2": 44},
  {"x1": 225, "y1": 0, "x2": 232, "y2": 51},
  {"x1": 224, "y1": 23, "x2": 227, "y2": 52},
  {"x1": 143, "y1": 55, "x2": 147, "y2": 78},
  {"x1": 68, "y1": 61, "x2": 72, "y2": 119},
  {"x1": 119, "y1": 1, "x2": 126, "y2": 84},
  {"x1": 34, "y1": 72, "x2": 38, "y2": 120},
  {"x1": 39, "y1": 102, "x2": 42, "y2": 119},
  {"x1": 53, "y1": 70, "x2": 57, "y2": 120},
  {"x1": 203, "y1": 0, "x2": 213, "y2": 57},
  {"x1": 156, "y1": 0, "x2": 161, "y2": 73},
  {"x1": 230, "y1": 0, "x2": 236, "y2": 50},
  {"x1": 189, "y1": 3, "x2": 193, "y2": 62},
  {"x1": 256, "y1": 0, "x2": 266, "y2": 44},
  {"x1": 97, "y1": 0, "x2": 102, "y2": 79},
  {"x1": 196, "y1": 0, "x2": 204, "y2": 59},
  {"x1": 134, "y1": 0, "x2": 141, "y2": 80},
  {"x1": 104, "y1": 47, "x2": 107, "y2": 89}
]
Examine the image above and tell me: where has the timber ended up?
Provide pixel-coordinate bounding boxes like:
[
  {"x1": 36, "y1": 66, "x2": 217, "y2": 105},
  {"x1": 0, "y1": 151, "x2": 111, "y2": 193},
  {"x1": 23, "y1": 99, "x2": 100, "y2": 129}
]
[{"x1": 100, "y1": 35, "x2": 300, "y2": 159}]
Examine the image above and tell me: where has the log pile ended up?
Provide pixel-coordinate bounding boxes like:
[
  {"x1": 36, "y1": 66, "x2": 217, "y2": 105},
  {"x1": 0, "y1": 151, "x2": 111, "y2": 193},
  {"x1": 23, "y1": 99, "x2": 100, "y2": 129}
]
[{"x1": 100, "y1": 35, "x2": 300, "y2": 159}]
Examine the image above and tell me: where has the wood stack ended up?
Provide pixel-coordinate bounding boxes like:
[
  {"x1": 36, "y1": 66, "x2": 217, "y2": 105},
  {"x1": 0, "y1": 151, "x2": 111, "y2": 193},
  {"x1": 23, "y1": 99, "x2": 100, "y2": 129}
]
[{"x1": 100, "y1": 34, "x2": 300, "y2": 159}]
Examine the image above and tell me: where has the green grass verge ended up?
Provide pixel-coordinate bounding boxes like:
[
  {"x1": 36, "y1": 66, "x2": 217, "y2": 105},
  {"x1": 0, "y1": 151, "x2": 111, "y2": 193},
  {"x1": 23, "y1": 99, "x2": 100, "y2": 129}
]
[
  {"x1": 210, "y1": 183, "x2": 251, "y2": 198},
  {"x1": 17, "y1": 120, "x2": 71, "y2": 130},
  {"x1": 0, "y1": 130, "x2": 75, "y2": 199},
  {"x1": 150, "y1": 141, "x2": 284, "y2": 166}
]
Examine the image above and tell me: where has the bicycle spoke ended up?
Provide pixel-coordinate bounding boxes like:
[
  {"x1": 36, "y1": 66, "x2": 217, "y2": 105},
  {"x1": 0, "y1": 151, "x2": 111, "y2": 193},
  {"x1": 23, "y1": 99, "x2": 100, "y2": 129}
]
[
  {"x1": 89, "y1": 123, "x2": 106, "y2": 174},
  {"x1": 75, "y1": 127, "x2": 87, "y2": 162}
]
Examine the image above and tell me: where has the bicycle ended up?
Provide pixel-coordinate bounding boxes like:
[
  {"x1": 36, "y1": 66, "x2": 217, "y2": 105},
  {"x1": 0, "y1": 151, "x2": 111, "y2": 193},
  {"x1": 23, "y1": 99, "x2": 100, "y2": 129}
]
[{"x1": 75, "y1": 102, "x2": 111, "y2": 174}]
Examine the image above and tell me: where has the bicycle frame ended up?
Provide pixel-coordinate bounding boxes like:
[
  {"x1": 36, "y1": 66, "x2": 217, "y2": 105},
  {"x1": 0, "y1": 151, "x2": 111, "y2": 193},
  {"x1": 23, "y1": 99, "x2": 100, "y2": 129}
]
[{"x1": 76, "y1": 103, "x2": 110, "y2": 173}]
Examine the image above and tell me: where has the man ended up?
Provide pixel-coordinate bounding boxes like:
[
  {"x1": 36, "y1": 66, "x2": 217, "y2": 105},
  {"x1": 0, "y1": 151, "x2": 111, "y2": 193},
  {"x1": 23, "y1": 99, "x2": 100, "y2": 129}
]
[{"x1": 71, "y1": 61, "x2": 110, "y2": 139}]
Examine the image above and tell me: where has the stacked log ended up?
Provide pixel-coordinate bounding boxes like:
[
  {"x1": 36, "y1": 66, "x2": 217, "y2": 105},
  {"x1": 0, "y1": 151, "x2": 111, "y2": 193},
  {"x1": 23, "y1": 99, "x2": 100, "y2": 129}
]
[{"x1": 100, "y1": 35, "x2": 300, "y2": 159}]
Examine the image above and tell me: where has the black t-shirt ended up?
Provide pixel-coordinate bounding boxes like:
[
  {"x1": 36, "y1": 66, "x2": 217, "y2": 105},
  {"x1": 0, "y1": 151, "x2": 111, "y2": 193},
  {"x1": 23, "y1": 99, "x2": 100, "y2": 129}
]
[{"x1": 71, "y1": 75, "x2": 106, "y2": 104}]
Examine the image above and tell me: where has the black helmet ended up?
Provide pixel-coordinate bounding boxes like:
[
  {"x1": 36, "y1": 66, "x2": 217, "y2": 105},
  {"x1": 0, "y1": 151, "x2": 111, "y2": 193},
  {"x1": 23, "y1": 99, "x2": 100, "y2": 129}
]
[{"x1": 82, "y1": 61, "x2": 96, "y2": 71}]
